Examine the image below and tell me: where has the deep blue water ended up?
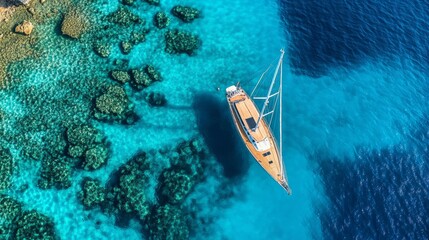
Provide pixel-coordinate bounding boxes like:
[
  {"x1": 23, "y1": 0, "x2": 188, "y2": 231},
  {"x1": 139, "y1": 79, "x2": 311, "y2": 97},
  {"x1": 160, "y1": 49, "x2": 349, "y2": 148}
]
[
  {"x1": 280, "y1": 0, "x2": 429, "y2": 77},
  {"x1": 280, "y1": 0, "x2": 429, "y2": 239}
]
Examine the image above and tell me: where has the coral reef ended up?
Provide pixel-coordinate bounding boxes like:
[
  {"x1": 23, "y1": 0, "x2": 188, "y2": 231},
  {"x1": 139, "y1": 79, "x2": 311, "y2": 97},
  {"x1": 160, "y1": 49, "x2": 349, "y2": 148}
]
[
  {"x1": 110, "y1": 70, "x2": 130, "y2": 84},
  {"x1": 165, "y1": 29, "x2": 200, "y2": 55},
  {"x1": 61, "y1": 10, "x2": 88, "y2": 39},
  {"x1": 130, "y1": 65, "x2": 161, "y2": 90},
  {"x1": 0, "y1": 147, "x2": 13, "y2": 191},
  {"x1": 156, "y1": 138, "x2": 207, "y2": 204},
  {"x1": 153, "y1": 11, "x2": 169, "y2": 29},
  {"x1": 13, "y1": 210, "x2": 57, "y2": 240},
  {"x1": 38, "y1": 157, "x2": 72, "y2": 189},
  {"x1": 0, "y1": 195, "x2": 22, "y2": 223},
  {"x1": 158, "y1": 168, "x2": 193, "y2": 204},
  {"x1": 10, "y1": 74, "x2": 109, "y2": 189},
  {"x1": 171, "y1": 6, "x2": 200, "y2": 23},
  {"x1": 130, "y1": 31, "x2": 147, "y2": 44},
  {"x1": 83, "y1": 145, "x2": 108, "y2": 170},
  {"x1": 145, "y1": 65, "x2": 162, "y2": 81},
  {"x1": 120, "y1": 40, "x2": 132, "y2": 54},
  {"x1": 94, "y1": 42, "x2": 112, "y2": 58},
  {"x1": 120, "y1": 30, "x2": 149, "y2": 54},
  {"x1": 0, "y1": 197, "x2": 58, "y2": 239},
  {"x1": 66, "y1": 124, "x2": 102, "y2": 147},
  {"x1": 94, "y1": 85, "x2": 137, "y2": 124},
  {"x1": 105, "y1": 152, "x2": 151, "y2": 221},
  {"x1": 14, "y1": 20, "x2": 33, "y2": 35},
  {"x1": 78, "y1": 178, "x2": 106, "y2": 209},
  {"x1": 66, "y1": 124, "x2": 109, "y2": 170},
  {"x1": 146, "y1": 204, "x2": 189, "y2": 240},
  {"x1": 107, "y1": 7, "x2": 142, "y2": 27},
  {"x1": 145, "y1": 91, "x2": 166, "y2": 107}
]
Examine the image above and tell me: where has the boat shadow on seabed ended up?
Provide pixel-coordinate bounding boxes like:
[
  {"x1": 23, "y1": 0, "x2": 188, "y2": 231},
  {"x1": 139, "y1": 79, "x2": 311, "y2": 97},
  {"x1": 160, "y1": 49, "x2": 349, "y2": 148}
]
[{"x1": 193, "y1": 92, "x2": 250, "y2": 180}]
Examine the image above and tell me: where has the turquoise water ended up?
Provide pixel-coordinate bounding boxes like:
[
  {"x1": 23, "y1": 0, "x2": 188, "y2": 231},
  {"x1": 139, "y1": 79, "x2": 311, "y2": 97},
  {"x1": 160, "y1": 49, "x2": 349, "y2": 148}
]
[{"x1": 1, "y1": 0, "x2": 428, "y2": 239}]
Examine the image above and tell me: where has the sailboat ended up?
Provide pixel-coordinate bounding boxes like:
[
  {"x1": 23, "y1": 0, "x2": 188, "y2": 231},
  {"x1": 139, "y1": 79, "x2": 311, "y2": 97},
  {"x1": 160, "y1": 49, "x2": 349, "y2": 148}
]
[{"x1": 226, "y1": 49, "x2": 291, "y2": 194}]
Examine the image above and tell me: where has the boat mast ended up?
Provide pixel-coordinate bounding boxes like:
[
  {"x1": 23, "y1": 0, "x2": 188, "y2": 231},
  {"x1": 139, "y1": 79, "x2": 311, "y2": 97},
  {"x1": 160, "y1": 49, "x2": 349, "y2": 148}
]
[{"x1": 253, "y1": 49, "x2": 285, "y2": 131}]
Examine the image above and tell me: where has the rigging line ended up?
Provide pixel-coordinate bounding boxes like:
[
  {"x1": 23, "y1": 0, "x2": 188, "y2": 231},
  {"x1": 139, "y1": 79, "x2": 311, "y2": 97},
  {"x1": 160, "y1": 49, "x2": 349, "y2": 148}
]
[
  {"x1": 268, "y1": 88, "x2": 280, "y2": 128},
  {"x1": 279, "y1": 59, "x2": 289, "y2": 185},
  {"x1": 241, "y1": 56, "x2": 277, "y2": 87},
  {"x1": 255, "y1": 50, "x2": 285, "y2": 130},
  {"x1": 250, "y1": 64, "x2": 272, "y2": 97}
]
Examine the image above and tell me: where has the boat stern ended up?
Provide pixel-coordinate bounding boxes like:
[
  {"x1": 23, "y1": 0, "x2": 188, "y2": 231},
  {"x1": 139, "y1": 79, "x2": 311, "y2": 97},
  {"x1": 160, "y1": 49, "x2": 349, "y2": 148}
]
[{"x1": 226, "y1": 85, "x2": 237, "y2": 95}]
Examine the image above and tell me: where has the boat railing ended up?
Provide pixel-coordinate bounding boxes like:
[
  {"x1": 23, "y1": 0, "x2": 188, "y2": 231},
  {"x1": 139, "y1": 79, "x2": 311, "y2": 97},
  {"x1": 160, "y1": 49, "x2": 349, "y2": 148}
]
[{"x1": 227, "y1": 89, "x2": 243, "y2": 98}]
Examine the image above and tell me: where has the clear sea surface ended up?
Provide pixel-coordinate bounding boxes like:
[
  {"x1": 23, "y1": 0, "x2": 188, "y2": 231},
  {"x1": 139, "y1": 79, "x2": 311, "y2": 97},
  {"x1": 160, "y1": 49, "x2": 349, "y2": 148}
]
[{"x1": 1, "y1": 0, "x2": 428, "y2": 239}]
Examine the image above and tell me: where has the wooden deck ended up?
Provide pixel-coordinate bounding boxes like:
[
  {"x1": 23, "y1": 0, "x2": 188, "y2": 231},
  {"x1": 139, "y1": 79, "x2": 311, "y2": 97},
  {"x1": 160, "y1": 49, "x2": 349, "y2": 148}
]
[{"x1": 227, "y1": 89, "x2": 288, "y2": 190}]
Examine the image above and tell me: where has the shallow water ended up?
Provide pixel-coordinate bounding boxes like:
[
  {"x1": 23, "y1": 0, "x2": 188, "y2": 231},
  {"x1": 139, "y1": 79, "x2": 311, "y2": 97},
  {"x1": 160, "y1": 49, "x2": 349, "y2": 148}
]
[{"x1": 0, "y1": 0, "x2": 428, "y2": 239}]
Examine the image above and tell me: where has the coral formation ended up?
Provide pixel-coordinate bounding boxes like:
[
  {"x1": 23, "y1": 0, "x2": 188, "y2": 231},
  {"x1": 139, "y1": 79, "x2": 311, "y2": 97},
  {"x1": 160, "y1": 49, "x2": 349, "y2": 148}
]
[
  {"x1": 130, "y1": 31, "x2": 147, "y2": 44},
  {"x1": 61, "y1": 10, "x2": 88, "y2": 39},
  {"x1": 158, "y1": 168, "x2": 193, "y2": 204},
  {"x1": 66, "y1": 124, "x2": 109, "y2": 170},
  {"x1": 14, "y1": 20, "x2": 33, "y2": 35},
  {"x1": 94, "y1": 42, "x2": 112, "y2": 58},
  {"x1": 38, "y1": 157, "x2": 72, "y2": 189},
  {"x1": 35, "y1": 124, "x2": 107, "y2": 189},
  {"x1": 171, "y1": 6, "x2": 200, "y2": 23},
  {"x1": 120, "y1": 30, "x2": 148, "y2": 54},
  {"x1": 66, "y1": 124, "x2": 102, "y2": 147},
  {"x1": 120, "y1": 40, "x2": 132, "y2": 54},
  {"x1": 13, "y1": 210, "x2": 57, "y2": 240},
  {"x1": 83, "y1": 145, "x2": 108, "y2": 170},
  {"x1": 107, "y1": 7, "x2": 142, "y2": 27},
  {"x1": 156, "y1": 138, "x2": 207, "y2": 204},
  {"x1": 0, "y1": 0, "x2": 210, "y2": 237},
  {"x1": 146, "y1": 204, "x2": 189, "y2": 240},
  {"x1": 145, "y1": 92, "x2": 166, "y2": 107},
  {"x1": 153, "y1": 12, "x2": 169, "y2": 29},
  {"x1": 110, "y1": 70, "x2": 131, "y2": 84},
  {"x1": 130, "y1": 65, "x2": 162, "y2": 90},
  {"x1": 0, "y1": 147, "x2": 13, "y2": 191},
  {"x1": 165, "y1": 29, "x2": 200, "y2": 55},
  {"x1": 145, "y1": 65, "x2": 162, "y2": 81},
  {"x1": 105, "y1": 152, "x2": 151, "y2": 221},
  {"x1": 78, "y1": 178, "x2": 106, "y2": 209},
  {"x1": 0, "y1": 197, "x2": 58, "y2": 239},
  {"x1": 94, "y1": 85, "x2": 137, "y2": 124},
  {"x1": 0, "y1": 195, "x2": 21, "y2": 223}
]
